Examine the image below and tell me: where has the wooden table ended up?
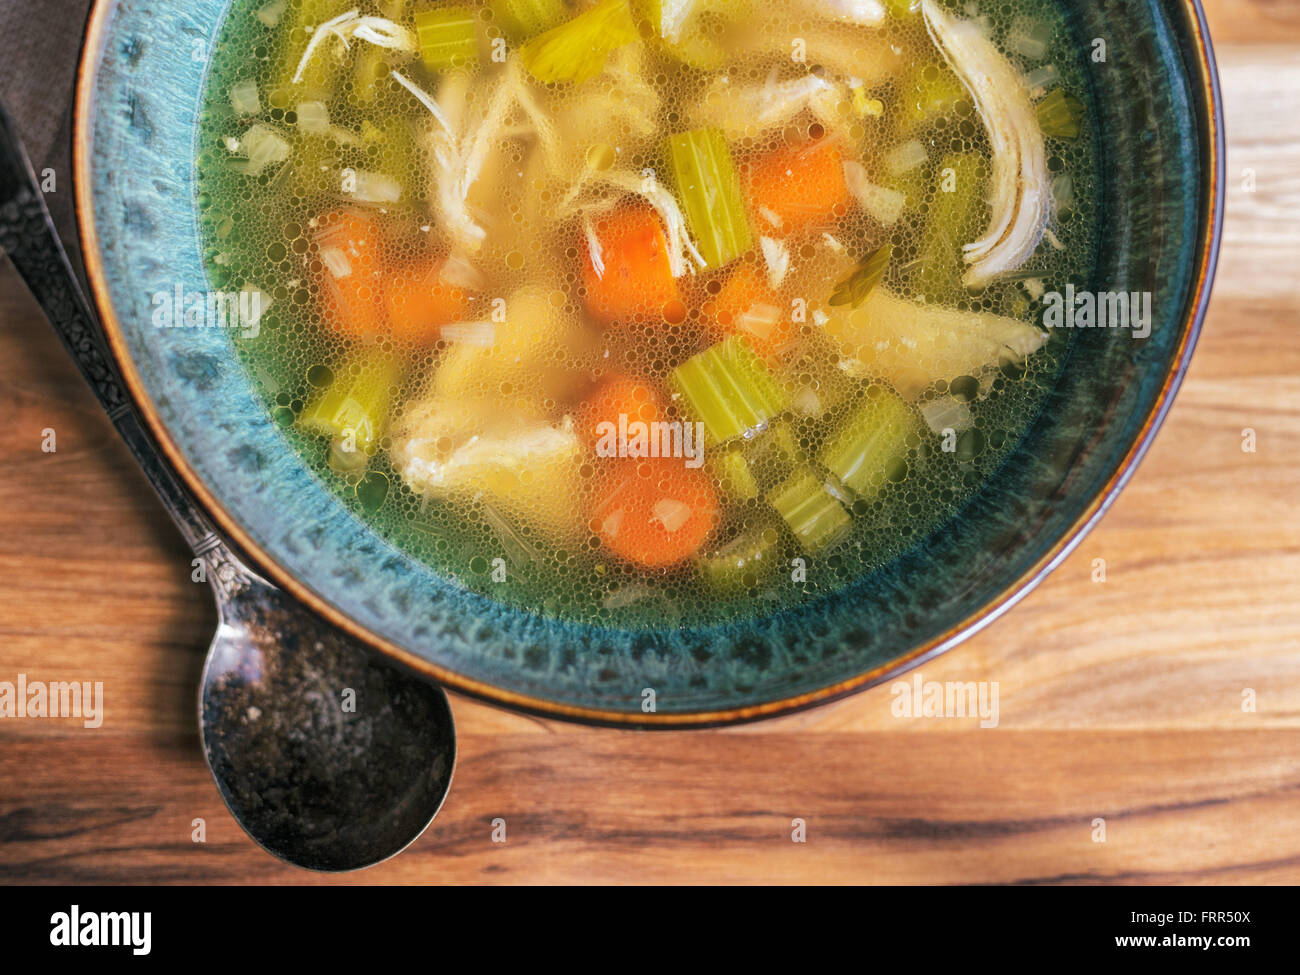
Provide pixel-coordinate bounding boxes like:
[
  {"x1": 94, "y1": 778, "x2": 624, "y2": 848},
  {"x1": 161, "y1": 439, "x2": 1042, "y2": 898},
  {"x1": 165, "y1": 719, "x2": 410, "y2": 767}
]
[{"x1": 1, "y1": 2, "x2": 1297, "y2": 885}]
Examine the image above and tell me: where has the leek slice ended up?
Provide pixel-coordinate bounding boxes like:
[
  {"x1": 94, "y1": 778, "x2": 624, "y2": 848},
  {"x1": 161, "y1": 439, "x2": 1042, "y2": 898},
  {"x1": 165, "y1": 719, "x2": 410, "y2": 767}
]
[{"x1": 665, "y1": 127, "x2": 752, "y2": 270}]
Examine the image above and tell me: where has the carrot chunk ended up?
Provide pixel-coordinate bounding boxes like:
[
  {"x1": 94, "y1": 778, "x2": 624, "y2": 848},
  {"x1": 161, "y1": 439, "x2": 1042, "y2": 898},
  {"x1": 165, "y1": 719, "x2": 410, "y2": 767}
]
[
  {"x1": 706, "y1": 263, "x2": 795, "y2": 359},
  {"x1": 591, "y1": 459, "x2": 718, "y2": 568},
  {"x1": 745, "y1": 139, "x2": 851, "y2": 236},
  {"x1": 582, "y1": 205, "x2": 681, "y2": 325},
  {"x1": 315, "y1": 210, "x2": 389, "y2": 339},
  {"x1": 576, "y1": 375, "x2": 663, "y2": 447},
  {"x1": 384, "y1": 258, "x2": 471, "y2": 347}
]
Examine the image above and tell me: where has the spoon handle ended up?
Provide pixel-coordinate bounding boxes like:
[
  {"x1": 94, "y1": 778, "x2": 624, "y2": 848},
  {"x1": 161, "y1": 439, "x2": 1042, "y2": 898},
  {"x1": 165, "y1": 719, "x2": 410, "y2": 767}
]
[{"x1": 0, "y1": 97, "x2": 244, "y2": 582}]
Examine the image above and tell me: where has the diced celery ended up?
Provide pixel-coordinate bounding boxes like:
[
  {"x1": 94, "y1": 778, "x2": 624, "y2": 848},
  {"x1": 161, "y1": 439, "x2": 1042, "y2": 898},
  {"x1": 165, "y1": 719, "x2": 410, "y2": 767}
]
[
  {"x1": 415, "y1": 6, "x2": 480, "y2": 72},
  {"x1": 665, "y1": 127, "x2": 752, "y2": 269},
  {"x1": 767, "y1": 469, "x2": 852, "y2": 553},
  {"x1": 742, "y1": 418, "x2": 803, "y2": 494},
  {"x1": 713, "y1": 445, "x2": 760, "y2": 501},
  {"x1": 669, "y1": 336, "x2": 789, "y2": 445},
  {"x1": 299, "y1": 350, "x2": 404, "y2": 460},
  {"x1": 492, "y1": 0, "x2": 567, "y2": 39},
  {"x1": 1035, "y1": 88, "x2": 1085, "y2": 141},
  {"x1": 820, "y1": 385, "x2": 915, "y2": 500},
  {"x1": 829, "y1": 244, "x2": 892, "y2": 309},
  {"x1": 698, "y1": 520, "x2": 783, "y2": 592},
  {"x1": 521, "y1": 0, "x2": 640, "y2": 84},
  {"x1": 917, "y1": 152, "x2": 985, "y2": 301}
]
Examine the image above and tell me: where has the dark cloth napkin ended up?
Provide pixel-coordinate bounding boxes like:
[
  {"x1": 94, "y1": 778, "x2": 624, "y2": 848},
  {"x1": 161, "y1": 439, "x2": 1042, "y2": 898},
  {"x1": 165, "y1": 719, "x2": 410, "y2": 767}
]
[{"x1": 0, "y1": 0, "x2": 98, "y2": 275}]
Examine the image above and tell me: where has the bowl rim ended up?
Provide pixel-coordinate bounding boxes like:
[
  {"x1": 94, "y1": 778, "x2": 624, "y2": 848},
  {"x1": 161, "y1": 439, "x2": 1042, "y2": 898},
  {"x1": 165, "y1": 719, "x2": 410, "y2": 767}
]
[{"x1": 73, "y1": 0, "x2": 1226, "y2": 729}]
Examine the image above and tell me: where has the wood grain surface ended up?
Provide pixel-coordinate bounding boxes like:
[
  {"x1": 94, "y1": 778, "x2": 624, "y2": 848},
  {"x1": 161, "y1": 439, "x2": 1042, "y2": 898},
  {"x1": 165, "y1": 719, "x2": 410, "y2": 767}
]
[{"x1": 1, "y1": 4, "x2": 1298, "y2": 885}]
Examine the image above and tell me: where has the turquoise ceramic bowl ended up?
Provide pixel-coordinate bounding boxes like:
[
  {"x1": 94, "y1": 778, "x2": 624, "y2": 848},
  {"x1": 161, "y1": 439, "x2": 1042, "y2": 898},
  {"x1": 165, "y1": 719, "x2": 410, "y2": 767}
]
[{"x1": 75, "y1": 0, "x2": 1223, "y2": 725}]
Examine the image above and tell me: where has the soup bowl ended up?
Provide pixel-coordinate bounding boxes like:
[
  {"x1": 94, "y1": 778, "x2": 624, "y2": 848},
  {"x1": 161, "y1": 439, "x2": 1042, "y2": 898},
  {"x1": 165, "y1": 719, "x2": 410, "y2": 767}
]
[{"x1": 74, "y1": 0, "x2": 1223, "y2": 726}]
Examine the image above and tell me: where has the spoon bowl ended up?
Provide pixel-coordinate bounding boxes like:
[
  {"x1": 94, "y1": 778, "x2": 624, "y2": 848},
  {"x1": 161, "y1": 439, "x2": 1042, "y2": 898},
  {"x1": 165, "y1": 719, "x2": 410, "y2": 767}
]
[{"x1": 199, "y1": 548, "x2": 455, "y2": 872}]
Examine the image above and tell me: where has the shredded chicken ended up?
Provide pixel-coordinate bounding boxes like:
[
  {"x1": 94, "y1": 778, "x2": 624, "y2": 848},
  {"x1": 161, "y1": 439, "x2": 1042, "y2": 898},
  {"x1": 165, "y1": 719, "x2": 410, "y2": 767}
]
[
  {"x1": 731, "y1": 19, "x2": 907, "y2": 86},
  {"x1": 413, "y1": 59, "x2": 552, "y2": 253},
  {"x1": 393, "y1": 402, "x2": 586, "y2": 542},
  {"x1": 693, "y1": 73, "x2": 849, "y2": 142},
  {"x1": 292, "y1": 10, "x2": 414, "y2": 84},
  {"x1": 922, "y1": 0, "x2": 1051, "y2": 287}
]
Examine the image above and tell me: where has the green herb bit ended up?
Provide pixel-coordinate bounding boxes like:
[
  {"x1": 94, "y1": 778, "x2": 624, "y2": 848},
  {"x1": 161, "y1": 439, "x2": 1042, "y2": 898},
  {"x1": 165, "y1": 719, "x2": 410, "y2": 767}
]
[{"x1": 829, "y1": 244, "x2": 893, "y2": 309}]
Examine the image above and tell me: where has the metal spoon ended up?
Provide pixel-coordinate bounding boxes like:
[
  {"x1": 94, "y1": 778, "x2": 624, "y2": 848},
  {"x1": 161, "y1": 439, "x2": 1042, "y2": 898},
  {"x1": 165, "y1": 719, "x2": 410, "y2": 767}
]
[{"x1": 0, "y1": 99, "x2": 455, "y2": 872}]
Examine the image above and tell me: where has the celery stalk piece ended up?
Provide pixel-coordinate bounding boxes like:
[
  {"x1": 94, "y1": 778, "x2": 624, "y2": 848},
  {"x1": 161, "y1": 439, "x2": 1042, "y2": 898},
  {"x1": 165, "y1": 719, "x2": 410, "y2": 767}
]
[
  {"x1": 742, "y1": 418, "x2": 804, "y2": 494},
  {"x1": 917, "y1": 152, "x2": 984, "y2": 302},
  {"x1": 1035, "y1": 88, "x2": 1085, "y2": 141},
  {"x1": 521, "y1": 0, "x2": 640, "y2": 84},
  {"x1": 698, "y1": 521, "x2": 783, "y2": 592},
  {"x1": 492, "y1": 0, "x2": 567, "y2": 39},
  {"x1": 665, "y1": 127, "x2": 752, "y2": 270},
  {"x1": 669, "y1": 336, "x2": 789, "y2": 445},
  {"x1": 820, "y1": 385, "x2": 915, "y2": 500},
  {"x1": 713, "y1": 445, "x2": 760, "y2": 501},
  {"x1": 299, "y1": 350, "x2": 404, "y2": 460},
  {"x1": 415, "y1": 6, "x2": 480, "y2": 72},
  {"x1": 767, "y1": 470, "x2": 852, "y2": 553}
]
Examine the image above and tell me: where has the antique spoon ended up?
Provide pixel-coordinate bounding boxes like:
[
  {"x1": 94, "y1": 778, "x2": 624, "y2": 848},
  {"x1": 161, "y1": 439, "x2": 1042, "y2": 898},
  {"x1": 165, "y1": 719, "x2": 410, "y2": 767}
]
[{"x1": 0, "y1": 99, "x2": 455, "y2": 872}]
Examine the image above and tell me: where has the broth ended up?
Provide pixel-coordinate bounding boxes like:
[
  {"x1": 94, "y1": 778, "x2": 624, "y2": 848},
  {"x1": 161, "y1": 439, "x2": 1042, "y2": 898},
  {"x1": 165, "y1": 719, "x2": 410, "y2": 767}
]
[{"x1": 195, "y1": 0, "x2": 1098, "y2": 626}]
